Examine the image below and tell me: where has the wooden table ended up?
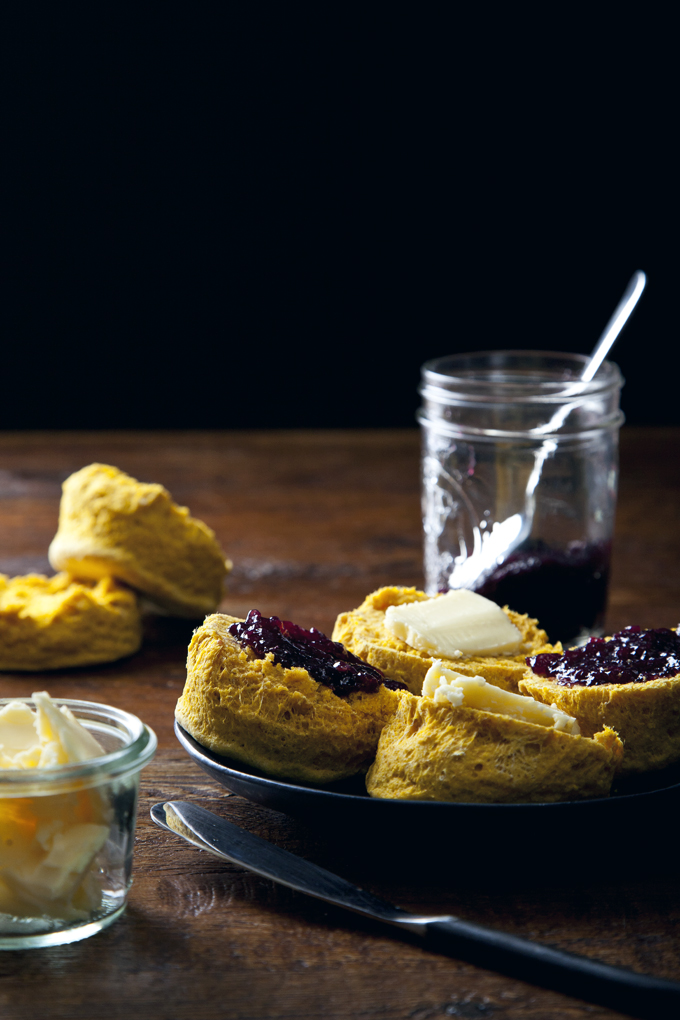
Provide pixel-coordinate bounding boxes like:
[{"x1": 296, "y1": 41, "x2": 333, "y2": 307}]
[{"x1": 1, "y1": 428, "x2": 679, "y2": 1020}]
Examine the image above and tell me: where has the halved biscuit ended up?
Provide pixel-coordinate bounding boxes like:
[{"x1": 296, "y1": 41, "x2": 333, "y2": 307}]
[
  {"x1": 48, "y1": 463, "x2": 230, "y2": 617},
  {"x1": 366, "y1": 690, "x2": 623, "y2": 803},
  {"x1": 175, "y1": 614, "x2": 401, "y2": 784},
  {"x1": 0, "y1": 572, "x2": 142, "y2": 671},
  {"x1": 519, "y1": 669, "x2": 680, "y2": 775},
  {"x1": 333, "y1": 586, "x2": 558, "y2": 694}
]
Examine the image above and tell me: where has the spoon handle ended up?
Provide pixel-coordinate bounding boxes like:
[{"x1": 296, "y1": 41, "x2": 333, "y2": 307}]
[{"x1": 583, "y1": 270, "x2": 646, "y2": 381}]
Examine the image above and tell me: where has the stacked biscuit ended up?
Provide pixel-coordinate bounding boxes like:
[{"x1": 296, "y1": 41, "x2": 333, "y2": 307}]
[
  {"x1": 1, "y1": 464, "x2": 230, "y2": 671},
  {"x1": 176, "y1": 586, "x2": 644, "y2": 802}
]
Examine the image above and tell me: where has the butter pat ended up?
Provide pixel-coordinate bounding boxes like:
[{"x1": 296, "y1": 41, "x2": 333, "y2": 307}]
[
  {"x1": 0, "y1": 692, "x2": 104, "y2": 769},
  {"x1": 422, "y1": 660, "x2": 580, "y2": 734},
  {"x1": 33, "y1": 691, "x2": 104, "y2": 765},
  {"x1": 384, "y1": 589, "x2": 522, "y2": 658}
]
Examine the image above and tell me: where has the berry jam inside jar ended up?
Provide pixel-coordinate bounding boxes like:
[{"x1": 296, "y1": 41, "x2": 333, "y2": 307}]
[{"x1": 419, "y1": 352, "x2": 624, "y2": 646}]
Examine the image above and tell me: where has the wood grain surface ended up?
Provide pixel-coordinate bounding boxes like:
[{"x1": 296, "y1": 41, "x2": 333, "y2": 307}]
[{"x1": 1, "y1": 428, "x2": 679, "y2": 1020}]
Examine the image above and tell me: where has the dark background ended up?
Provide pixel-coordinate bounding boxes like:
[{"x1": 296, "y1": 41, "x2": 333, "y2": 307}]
[{"x1": 2, "y1": 9, "x2": 675, "y2": 431}]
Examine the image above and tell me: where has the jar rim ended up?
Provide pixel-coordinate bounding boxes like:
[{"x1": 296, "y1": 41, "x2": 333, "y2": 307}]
[
  {"x1": 421, "y1": 350, "x2": 624, "y2": 400},
  {"x1": 417, "y1": 408, "x2": 626, "y2": 442},
  {"x1": 0, "y1": 697, "x2": 157, "y2": 793}
]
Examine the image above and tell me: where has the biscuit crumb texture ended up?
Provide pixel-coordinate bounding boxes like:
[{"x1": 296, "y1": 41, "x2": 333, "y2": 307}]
[
  {"x1": 333, "y1": 586, "x2": 559, "y2": 695},
  {"x1": 519, "y1": 670, "x2": 680, "y2": 775},
  {"x1": 0, "y1": 572, "x2": 142, "y2": 670},
  {"x1": 48, "y1": 463, "x2": 230, "y2": 617},
  {"x1": 175, "y1": 614, "x2": 400, "y2": 784},
  {"x1": 366, "y1": 691, "x2": 623, "y2": 802}
]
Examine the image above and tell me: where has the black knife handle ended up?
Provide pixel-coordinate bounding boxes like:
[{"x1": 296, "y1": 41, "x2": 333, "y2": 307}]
[{"x1": 425, "y1": 917, "x2": 680, "y2": 1020}]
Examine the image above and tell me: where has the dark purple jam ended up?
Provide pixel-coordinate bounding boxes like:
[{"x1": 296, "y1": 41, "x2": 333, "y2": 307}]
[
  {"x1": 228, "y1": 610, "x2": 407, "y2": 697},
  {"x1": 471, "y1": 540, "x2": 610, "y2": 644},
  {"x1": 527, "y1": 625, "x2": 680, "y2": 687}
]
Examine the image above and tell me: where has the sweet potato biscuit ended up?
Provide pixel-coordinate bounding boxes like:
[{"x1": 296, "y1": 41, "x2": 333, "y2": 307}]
[
  {"x1": 366, "y1": 690, "x2": 623, "y2": 803},
  {"x1": 49, "y1": 463, "x2": 230, "y2": 617},
  {"x1": 333, "y1": 586, "x2": 558, "y2": 695},
  {"x1": 0, "y1": 573, "x2": 142, "y2": 671},
  {"x1": 175, "y1": 614, "x2": 401, "y2": 784},
  {"x1": 519, "y1": 671, "x2": 680, "y2": 775}
]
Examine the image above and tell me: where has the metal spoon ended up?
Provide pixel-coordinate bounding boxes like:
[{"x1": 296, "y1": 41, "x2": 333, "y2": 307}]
[
  {"x1": 449, "y1": 271, "x2": 647, "y2": 591},
  {"x1": 583, "y1": 270, "x2": 647, "y2": 382}
]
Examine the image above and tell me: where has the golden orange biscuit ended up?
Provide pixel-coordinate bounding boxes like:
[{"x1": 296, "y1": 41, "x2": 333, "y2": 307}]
[
  {"x1": 366, "y1": 690, "x2": 623, "y2": 803},
  {"x1": 175, "y1": 614, "x2": 401, "y2": 784},
  {"x1": 0, "y1": 572, "x2": 141, "y2": 671},
  {"x1": 519, "y1": 670, "x2": 680, "y2": 775},
  {"x1": 333, "y1": 586, "x2": 558, "y2": 694},
  {"x1": 48, "y1": 463, "x2": 230, "y2": 617}
]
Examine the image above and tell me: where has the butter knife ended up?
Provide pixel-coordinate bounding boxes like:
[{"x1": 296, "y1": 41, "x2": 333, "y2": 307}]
[{"x1": 151, "y1": 801, "x2": 679, "y2": 1019}]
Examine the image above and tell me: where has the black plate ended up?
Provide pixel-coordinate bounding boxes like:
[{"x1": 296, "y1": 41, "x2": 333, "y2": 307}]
[{"x1": 175, "y1": 722, "x2": 680, "y2": 858}]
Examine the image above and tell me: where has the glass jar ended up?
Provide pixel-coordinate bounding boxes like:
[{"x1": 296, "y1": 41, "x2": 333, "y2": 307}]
[
  {"x1": 419, "y1": 351, "x2": 624, "y2": 645},
  {"x1": 0, "y1": 698, "x2": 156, "y2": 949}
]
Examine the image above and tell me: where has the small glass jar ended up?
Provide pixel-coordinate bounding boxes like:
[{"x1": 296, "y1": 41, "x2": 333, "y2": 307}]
[
  {"x1": 419, "y1": 351, "x2": 624, "y2": 645},
  {"x1": 0, "y1": 698, "x2": 156, "y2": 949}
]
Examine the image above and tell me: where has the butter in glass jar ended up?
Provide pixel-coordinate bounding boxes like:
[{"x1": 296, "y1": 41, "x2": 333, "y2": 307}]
[{"x1": 0, "y1": 694, "x2": 156, "y2": 949}]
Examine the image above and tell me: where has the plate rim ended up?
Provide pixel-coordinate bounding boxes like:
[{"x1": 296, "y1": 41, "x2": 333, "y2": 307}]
[{"x1": 174, "y1": 721, "x2": 680, "y2": 811}]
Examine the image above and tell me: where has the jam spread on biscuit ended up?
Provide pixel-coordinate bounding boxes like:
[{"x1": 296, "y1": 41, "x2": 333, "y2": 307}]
[
  {"x1": 229, "y1": 610, "x2": 407, "y2": 696},
  {"x1": 527, "y1": 625, "x2": 680, "y2": 687}
]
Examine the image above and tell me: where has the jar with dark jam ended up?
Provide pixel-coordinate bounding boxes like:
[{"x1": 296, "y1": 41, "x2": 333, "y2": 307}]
[{"x1": 419, "y1": 352, "x2": 624, "y2": 646}]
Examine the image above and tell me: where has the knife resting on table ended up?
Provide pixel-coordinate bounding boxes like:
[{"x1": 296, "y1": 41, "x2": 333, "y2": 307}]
[{"x1": 151, "y1": 800, "x2": 680, "y2": 1020}]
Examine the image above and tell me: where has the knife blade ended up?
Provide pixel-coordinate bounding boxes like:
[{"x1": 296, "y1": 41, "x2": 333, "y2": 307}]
[{"x1": 151, "y1": 801, "x2": 680, "y2": 1019}]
